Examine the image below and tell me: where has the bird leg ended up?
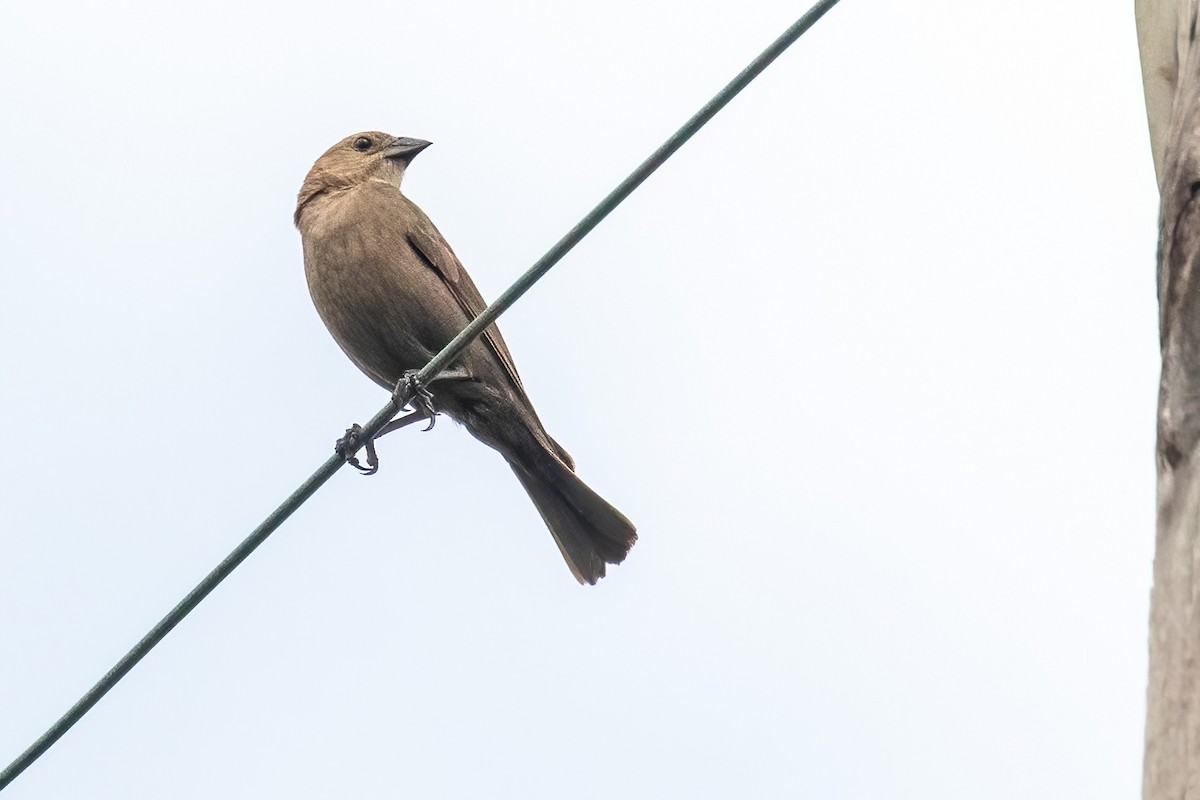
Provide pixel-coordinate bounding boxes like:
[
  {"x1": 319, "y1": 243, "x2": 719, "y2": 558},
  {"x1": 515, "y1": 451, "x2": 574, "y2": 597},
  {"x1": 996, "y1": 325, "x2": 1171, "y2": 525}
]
[
  {"x1": 335, "y1": 367, "x2": 475, "y2": 476},
  {"x1": 377, "y1": 409, "x2": 434, "y2": 438},
  {"x1": 335, "y1": 423, "x2": 380, "y2": 475},
  {"x1": 390, "y1": 367, "x2": 472, "y2": 432},
  {"x1": 335, "y1": 414, "x2": 428, "y2": 476},
  {"x1": 394, "y1": 370, "x2": 439, "y2": 431}
]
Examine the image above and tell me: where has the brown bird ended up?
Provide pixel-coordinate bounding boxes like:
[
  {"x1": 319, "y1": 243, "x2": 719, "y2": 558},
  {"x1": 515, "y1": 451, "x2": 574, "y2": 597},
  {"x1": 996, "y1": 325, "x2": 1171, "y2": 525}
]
[{"x1": 294, "y1": 131, "x2": 636, "y2": 584}]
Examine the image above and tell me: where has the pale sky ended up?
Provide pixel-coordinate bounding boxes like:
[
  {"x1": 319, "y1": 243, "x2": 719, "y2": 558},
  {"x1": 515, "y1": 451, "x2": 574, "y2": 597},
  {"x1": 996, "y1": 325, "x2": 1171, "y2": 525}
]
[{"x1": 0, "y1": 2, "x2": 1157, "y2": 798}]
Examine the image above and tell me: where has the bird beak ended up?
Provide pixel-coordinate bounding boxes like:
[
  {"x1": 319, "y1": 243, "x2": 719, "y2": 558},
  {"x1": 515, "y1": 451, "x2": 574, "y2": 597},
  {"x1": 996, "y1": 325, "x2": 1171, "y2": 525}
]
[{"x1": 383, "y1": 137, "x2": 432, "y2": 160}]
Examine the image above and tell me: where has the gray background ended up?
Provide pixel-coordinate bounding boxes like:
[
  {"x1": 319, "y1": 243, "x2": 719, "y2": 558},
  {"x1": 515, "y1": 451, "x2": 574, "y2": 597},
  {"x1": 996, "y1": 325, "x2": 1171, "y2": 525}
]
[{"x1": 0, "y1": 1, "x2": 1155, "y2": 797}]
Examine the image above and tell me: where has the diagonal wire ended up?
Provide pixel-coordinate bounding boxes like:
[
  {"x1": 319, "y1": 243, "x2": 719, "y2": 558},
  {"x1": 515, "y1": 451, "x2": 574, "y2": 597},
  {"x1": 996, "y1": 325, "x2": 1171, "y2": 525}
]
[{"x1": 0, "y1": 0, "x2": 842, "y2": 791}]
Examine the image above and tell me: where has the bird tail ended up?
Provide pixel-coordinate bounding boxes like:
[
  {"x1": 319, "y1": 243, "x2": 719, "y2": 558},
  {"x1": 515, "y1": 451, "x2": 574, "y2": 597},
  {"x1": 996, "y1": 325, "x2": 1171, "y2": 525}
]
[{"x1": 510, "y1": 456, "x2": 637, "y2": 585}]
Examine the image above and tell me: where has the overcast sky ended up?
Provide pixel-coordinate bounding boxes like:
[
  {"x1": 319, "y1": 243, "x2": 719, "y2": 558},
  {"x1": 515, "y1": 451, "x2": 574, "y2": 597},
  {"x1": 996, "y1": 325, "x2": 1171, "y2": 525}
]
[{"x1": 0, "y1": 2, "x2": 1157, "y2": 798}]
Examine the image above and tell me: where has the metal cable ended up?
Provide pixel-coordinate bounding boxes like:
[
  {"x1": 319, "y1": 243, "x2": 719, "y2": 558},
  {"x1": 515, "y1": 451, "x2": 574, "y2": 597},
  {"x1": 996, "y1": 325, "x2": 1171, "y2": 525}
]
[{"x1": 0, "y1": 0, "x2": 843, "y2": 789}]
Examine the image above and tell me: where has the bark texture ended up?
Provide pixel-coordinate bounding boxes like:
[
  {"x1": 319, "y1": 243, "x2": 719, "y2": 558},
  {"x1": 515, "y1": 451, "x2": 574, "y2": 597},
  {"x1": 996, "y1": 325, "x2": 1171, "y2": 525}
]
[{"x1": 1140, "y1": 2, "x2": 1200, "y2": 797}]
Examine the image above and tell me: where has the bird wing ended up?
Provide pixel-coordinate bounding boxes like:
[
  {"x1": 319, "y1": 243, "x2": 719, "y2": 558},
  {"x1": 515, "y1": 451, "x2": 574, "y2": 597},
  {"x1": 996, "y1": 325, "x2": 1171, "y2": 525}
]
[{"x1": 401, "y1": 197, "x2": 527, "y2": 396}]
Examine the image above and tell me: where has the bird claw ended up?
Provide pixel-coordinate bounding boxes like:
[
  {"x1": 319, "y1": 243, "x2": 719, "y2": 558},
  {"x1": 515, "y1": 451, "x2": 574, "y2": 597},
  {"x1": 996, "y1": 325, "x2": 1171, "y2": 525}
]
[
  {"x1": 394, "y1": 370, "x2": 438, "y2": 431},
  {"x1": 336, "y1": 372, "x2": 441, "y2": 475},
  {"x1": 336, "y1": 423, "x2": 380, "y2": 475},
  {"x1": 335, "y1": 372, "x2": 443, "y2": 475}
]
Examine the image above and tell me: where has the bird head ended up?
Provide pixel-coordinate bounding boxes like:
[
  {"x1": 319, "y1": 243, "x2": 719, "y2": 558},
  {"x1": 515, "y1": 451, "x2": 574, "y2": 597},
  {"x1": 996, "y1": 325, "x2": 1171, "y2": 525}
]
[{"x1": 295, "y1": 131, "x2": 431, "y2": 226}]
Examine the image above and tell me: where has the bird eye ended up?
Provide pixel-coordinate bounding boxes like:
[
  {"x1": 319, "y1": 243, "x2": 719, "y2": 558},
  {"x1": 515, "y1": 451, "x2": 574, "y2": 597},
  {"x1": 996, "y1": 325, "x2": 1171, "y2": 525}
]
[{"x1": 353, "y1": 136, "x2": 372, "y2": 151}]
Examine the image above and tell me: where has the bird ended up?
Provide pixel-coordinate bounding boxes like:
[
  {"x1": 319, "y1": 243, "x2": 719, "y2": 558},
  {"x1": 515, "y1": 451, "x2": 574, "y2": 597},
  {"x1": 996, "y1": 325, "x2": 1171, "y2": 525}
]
[{"x1": 294, "y1": 131, "x2": 636, "y2": 584}]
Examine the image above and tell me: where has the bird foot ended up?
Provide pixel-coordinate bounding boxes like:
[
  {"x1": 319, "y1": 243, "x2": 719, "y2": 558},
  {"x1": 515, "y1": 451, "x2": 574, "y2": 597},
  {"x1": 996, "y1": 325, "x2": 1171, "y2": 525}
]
[
  {"x1": 393, "y1": 370, "x2": 438, "y2": 432},
  {"x1": 337, "y1": 368, "x2": 466, "y2": 475},
  {"x1": 336, "y1": 423, "x2": 379, "y2": 475}
]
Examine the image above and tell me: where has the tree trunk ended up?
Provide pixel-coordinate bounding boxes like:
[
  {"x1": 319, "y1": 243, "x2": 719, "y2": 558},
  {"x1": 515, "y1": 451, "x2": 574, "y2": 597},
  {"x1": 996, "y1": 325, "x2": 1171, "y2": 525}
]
[{"x1": 1138, "y1": 3, "x2": 1200, "y2": 798}]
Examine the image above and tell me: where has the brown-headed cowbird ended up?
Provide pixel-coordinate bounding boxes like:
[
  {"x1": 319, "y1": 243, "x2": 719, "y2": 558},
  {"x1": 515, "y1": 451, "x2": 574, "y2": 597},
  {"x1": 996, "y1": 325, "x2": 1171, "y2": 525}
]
[{"x1": 295, "y1": 131, "x2": 636, "y2": 584}]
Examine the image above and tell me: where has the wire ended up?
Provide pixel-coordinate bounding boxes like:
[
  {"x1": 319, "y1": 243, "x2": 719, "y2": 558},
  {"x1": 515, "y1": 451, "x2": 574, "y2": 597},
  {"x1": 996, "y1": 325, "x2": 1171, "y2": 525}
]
[
  {"x1": 0, "y1": 0, "x2": 843, "y2": 790},
  {"x1": 418, "y1": 0, "x2": 842, "y2": 385}
]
